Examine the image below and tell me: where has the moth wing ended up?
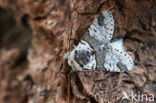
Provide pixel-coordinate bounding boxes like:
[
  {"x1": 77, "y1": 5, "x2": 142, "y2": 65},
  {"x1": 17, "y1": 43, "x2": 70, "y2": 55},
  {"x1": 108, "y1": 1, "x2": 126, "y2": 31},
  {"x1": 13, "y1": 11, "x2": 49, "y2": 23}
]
[
  {"x1": 88, "y1": 10, "x2": 114, "y2": 43},
  {"x1": 109, "y1": 39, "x2": 124, "y2": 51},
  {"x1": 67, "y1": 40, "x2": 96, "y2": 71},
  {"x1": 103, "y1": 40, "x2": 134, "y2": 72}
]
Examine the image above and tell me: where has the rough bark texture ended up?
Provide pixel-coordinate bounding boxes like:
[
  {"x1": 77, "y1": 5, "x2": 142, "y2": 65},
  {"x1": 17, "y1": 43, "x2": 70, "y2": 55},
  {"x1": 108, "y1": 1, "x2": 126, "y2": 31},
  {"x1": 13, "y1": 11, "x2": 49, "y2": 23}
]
[{"x1": 0, "y1": 0, "x2": 156, "y2": 103}]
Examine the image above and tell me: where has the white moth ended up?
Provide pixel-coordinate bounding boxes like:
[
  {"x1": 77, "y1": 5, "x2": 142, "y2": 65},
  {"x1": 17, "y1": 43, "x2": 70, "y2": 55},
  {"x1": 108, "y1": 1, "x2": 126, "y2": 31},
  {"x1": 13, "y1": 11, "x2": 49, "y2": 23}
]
[{"x1": 66, "y1": 10, "x2": 134, "y2": 72}]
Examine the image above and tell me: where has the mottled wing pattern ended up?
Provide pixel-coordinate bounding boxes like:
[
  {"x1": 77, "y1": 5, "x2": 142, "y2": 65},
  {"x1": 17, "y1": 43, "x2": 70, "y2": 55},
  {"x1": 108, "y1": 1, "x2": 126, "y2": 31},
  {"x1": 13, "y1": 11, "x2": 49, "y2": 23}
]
[
  {"x1": 103, "y1": 39, "x2": 134, "y2": 72},
  {"x1": 67, "y1": 40, "x2": 96, "y2": 72},
  {"x1": 88, "y1": 10, "x2": 114, "y2": 43}
]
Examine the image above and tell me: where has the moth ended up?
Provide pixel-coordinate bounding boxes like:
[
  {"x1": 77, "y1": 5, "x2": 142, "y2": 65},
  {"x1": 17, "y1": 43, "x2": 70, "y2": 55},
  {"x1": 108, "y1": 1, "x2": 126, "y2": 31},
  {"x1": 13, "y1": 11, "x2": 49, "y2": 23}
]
[{"x1": 66, "y1": 10, "x2": 134, "y2": 72}]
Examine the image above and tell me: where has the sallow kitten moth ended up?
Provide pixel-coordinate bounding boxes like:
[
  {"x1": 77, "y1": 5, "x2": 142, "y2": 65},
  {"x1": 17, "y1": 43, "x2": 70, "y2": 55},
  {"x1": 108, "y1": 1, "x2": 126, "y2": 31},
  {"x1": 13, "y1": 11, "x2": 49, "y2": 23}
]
[{"x1": 66, "y1": 10, "x2": 134, "y2": 72}]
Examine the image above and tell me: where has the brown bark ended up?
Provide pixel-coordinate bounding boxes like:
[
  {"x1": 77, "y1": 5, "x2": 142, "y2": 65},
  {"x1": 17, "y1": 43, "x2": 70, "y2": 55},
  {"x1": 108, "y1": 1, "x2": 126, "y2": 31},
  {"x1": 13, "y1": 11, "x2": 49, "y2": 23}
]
[{"x1": 0, "y1": 0, "x2": 156, "y2": 103}]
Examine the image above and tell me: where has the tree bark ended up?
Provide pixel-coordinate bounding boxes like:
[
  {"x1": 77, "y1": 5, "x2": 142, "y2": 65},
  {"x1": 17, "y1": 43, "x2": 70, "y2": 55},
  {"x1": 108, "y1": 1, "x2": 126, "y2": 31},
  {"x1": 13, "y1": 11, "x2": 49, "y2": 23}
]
[{"x1": 0, "y1": 0, "x2": 156, "y2": 103}]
